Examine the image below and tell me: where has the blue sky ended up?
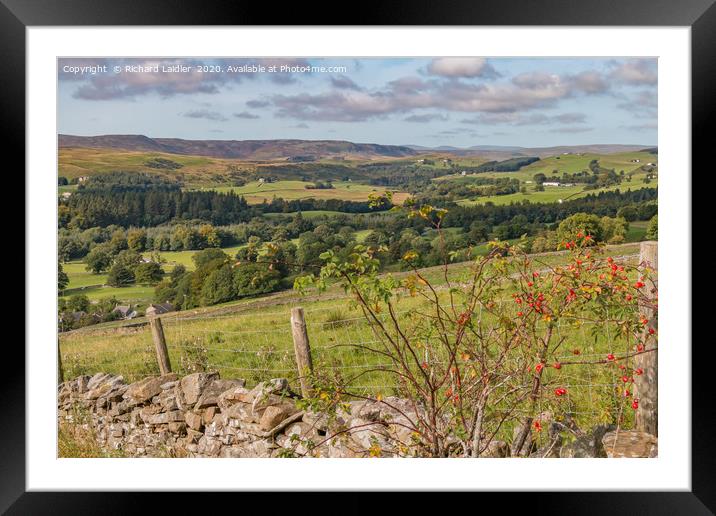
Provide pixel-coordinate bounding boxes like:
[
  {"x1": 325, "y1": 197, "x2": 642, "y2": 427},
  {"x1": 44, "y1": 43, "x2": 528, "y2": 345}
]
[{"x1": 58, "y1": 57, "x2": 657, "y2": 148}]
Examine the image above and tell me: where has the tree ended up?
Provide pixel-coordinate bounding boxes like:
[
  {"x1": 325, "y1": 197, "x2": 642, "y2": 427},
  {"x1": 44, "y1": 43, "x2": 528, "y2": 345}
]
[
  {"x1": 113, "y1": 249, "x2": 142, "y2": 270},
  {"x1": 84, "y1": 244, "x2": 113, "y2": 274},
  {"x1": 533, "y1": 173, "x2": 547, "y2": 184},
  {"x1": 556, "y1": 213, "x2": 603, "y2": 243},
  {"x1": 201, "y1": 264, "x2": 237, "y2": 305},
  {"x1": 58, "y1": 263, "x2": 69, "y2": 291},
  {"x1": 193, "y1": 248, "x2": 228, "y2": 269},
  {"x1": 199, "y1": 224, "x2": 222, "y2": 248},
  {"x1": 135, "y1": 261, "x2": 165, "y2": 284},
  {"x1": 107, "y1": 229, "x2": 129, "y2": 255},
  {"x1": 600, "y1": 216, "x2": 628, "y2": 244},
  {"x1": 107, "y1": 264, "x2": 135, "y2": 287},
  {"x1": 127, "y1": 228, "x2": 147, "y2": 252},
  {"x1": 616, "y1": 206, "x2": 639, "y2": 222},
  {"x1": 646, "y1": 214, "x2": 658, "y2": 240},
  {"x1": 67, "y1": 294, "x2": 90, "y2": 313},
  {"x1": 233, "y1": 263, "x2": 281, "y2": 297}
]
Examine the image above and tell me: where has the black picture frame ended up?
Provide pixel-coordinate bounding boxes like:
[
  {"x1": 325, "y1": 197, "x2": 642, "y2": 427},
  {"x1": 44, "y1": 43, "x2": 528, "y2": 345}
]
[{"x1": 4, "y1": 0, "x2": 709, "y2": 512}]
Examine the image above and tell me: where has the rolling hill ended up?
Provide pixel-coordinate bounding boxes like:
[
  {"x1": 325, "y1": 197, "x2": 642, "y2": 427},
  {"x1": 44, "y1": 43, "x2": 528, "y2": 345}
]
[{"x1": 58, "y1": 134, "x2": 419, "y2": 161}]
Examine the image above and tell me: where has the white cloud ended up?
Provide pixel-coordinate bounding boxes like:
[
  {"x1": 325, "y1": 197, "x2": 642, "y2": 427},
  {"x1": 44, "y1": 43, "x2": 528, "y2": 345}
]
[{"x1": 426, "y1": 58, "x2": 499, "y2": 79}]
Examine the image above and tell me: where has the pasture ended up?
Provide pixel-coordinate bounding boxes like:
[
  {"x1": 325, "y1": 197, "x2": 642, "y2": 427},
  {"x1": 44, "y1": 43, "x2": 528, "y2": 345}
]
[
  {"x1": 59, "y1": 242, "x2": 643, "y2": 435},
  {"x1": 197, "y1": 180, "x2": 410, "y2": 205}
]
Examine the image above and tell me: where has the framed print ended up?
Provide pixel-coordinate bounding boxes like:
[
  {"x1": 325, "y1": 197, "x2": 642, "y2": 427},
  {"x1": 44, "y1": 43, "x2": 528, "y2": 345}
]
[{"x1": 5, "y1": 0, "x2": 712, "y2": 512}]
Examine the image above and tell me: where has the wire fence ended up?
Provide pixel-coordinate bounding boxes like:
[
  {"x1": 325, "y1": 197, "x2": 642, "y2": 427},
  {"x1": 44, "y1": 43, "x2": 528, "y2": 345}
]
[{"x1": 59, "y1": 301, "x2": 639, "y2": 433}]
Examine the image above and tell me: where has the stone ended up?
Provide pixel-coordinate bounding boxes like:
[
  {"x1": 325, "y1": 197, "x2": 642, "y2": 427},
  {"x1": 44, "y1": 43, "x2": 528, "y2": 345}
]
[
  {"x1": 202, "y1": 407, "x2": 218, "y2": 425},
  {"x1": 180, "y1": 372, "x2": 220, "y2": 406},
  {"x1": 247, "y1": 378, "x2": 292, "y2": 411},
  {"x1": 481, "y1": 439, "x2": 510, "y2": 458},
  {"x1": 158, "y1": 392, "x2": 178, "y2": 412},
  {"x1": 559, "y1": 425, "x2": 611, "y2": 458},
  {"x1": 145, "y1": 410, "x2": 185, "y2": 425},
  {"x1": 186, "y1": 429, "x2": 203, "y2": 444},
  {"x1": 75, "y1": 375, "x2": 91, "y2": 394},
  {"x1": 124, "y1": 373, "x2": 178, "y2": 404},
  {"x1": 195, "y1": 379, "x2": 244, "y2": 409},
  {"x1": 259, "y1": 404, "x2": 298, "y2": 431},
  {"x1": 185, "y1": 411, "x2": 204, "y2": 431},
  {"x1": 348, "y1": 417, "x2": 391, "y2": 452},
  {"x1": 350, "y1": 400, "x2": 382, "y2": 422},
  {"x1": 224, "y1": 403, "x2": 259, "y2": 424},
  {"x1": 602, "y1": 430, "x2": 657, "y2": 458},
  {"x1": 168, "y1": 422, "x2": 187, "y2": 435},
  {"x1": 217, "y1": 385, "x2": 251, "y2": 411},
  {"x1": 160, "y1": 380, "x2": 178, "y2": 391}
]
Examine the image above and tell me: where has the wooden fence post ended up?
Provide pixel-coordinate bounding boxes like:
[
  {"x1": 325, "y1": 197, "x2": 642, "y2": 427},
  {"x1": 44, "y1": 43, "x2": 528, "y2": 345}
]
[
  {"x1": 634, "y1": 241, "x2": 658, "y2": 436},
  {"x1": 147, "y1": 306, "x2": 172, "y2": 375},
  {"x1": 290, "y1": 307, "x2": 314, "y2": 398}
]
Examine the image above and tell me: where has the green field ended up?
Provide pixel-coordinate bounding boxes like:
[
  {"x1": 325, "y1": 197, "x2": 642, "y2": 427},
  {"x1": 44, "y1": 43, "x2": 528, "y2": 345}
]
[
  {"x1": 196, "y1": 180, "x2": 410, "y2": 205},
  {"x1": 440, "y1": 151, "x2": 657, "y2": 207},
  {"x1": 61, "y1": 245, "x2": 247, "y2": 303},
  {"x1": 59, "y1": 242, "x2": 643, "y2": 440}
]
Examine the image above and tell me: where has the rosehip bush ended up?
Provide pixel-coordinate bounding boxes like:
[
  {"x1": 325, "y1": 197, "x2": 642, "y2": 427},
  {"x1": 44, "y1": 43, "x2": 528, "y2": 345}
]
[{"x1": 294, "y1": 204, "x2": 657, "y2": 457}]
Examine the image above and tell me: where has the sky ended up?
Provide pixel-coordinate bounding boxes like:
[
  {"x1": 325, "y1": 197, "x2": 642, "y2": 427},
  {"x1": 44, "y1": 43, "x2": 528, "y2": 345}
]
[{"x1": 57, "y1": 57, "x2": 657, "y2": 148}]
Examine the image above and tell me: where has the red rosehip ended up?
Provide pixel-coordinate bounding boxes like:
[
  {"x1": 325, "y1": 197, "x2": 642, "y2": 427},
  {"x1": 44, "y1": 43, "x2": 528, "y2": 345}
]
[
  {"x1": 553, "y1": 362, "x2": 562, "y2": 370},
  {"x1": 635, "y1": 368, "x2": 644, "y2": 376},
  {"x1": 533, "y1": 420, "x2": 542, "y2": 432},
  {"x1": 632, "y1": 400, "x2": 639, "y2": 410},
  {"x1": 535, "y1": 363, "x2": 544, "y2": 373},
  {"x1": 607, "y1": 353, "x2": 615, "y2": 361},
  {"x1": 648, "y1": 327, "x2": 655, "y2": 335},
  {"x1": 622, "y1": 376, "x2": 629, "y2": 383}
]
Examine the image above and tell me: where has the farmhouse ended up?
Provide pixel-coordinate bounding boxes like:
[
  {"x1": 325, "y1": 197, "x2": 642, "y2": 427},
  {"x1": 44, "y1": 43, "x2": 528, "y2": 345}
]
[
  {"x1": 112, "y1": 305, "x2": 137, "y2": 320},
  {"x1": 147, "y1": 302, "x2": 174, "y2": 315},
  {"x1": 543, "y1": 181, "x2": 560, "y2": 187}
]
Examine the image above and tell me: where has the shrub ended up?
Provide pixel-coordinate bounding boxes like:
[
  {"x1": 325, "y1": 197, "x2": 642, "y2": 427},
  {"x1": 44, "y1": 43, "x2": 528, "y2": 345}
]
[{"x1": 295, "y1": 203, "x2": 657, "y2": 457}]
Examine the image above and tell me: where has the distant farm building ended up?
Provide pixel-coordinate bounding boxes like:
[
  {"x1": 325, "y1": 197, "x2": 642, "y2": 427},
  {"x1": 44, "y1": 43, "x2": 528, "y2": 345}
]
[
  {"x1": 147, "y1": 302, "x2": 174, "y2": 315},
  {"x1": 543, "y1": 181, "x2": 561, "y2": 187},
  {"x1": 113, "y1": 305, "x2": 138, "y2": 320}
]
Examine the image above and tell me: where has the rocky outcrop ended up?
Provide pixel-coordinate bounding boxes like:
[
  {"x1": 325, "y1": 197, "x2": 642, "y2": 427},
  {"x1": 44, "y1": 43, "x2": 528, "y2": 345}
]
[{"x1": 58, "y1": 372, "x2": 658, "y2": 458}]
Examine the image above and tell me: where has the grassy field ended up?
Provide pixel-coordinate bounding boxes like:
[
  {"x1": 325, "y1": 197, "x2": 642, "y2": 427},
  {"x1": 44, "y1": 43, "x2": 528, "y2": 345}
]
[
  {"x1": 61, "y1": 245, "x2": 246, "y2": 303},
  {"x1": 59, "y1": 242, "x2": 644, "y2": 439},
  {"x1": 456, "y1": 175, "x2": 656, "y2": 207},
  {"x1": 436, "y1": 150, "x2": 657, "y2": 207},
  {"x1": 58, "y1": 148, "x2": 237, "y2": 181},
  {"x1": 196, "y1": 180, "x2": 410, "y2": 205}
]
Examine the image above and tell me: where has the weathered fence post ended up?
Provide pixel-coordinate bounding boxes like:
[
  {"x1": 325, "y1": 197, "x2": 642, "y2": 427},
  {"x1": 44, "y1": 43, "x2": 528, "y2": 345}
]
[
  {"x1": 634, "y1": 241, "x2": 658, "y2": 436},
  {"x1": 146, "y1": 306, "x2": 172, "y2": 375},
  {"x1": 290, "y1": 307, "x2": 314, "y2": 398}
]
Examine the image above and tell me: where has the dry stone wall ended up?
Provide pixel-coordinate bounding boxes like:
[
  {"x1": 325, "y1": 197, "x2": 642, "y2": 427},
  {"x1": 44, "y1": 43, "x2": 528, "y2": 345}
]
[{"x1": 58, "y1": 372, "x2": 657, "y2": 458}]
